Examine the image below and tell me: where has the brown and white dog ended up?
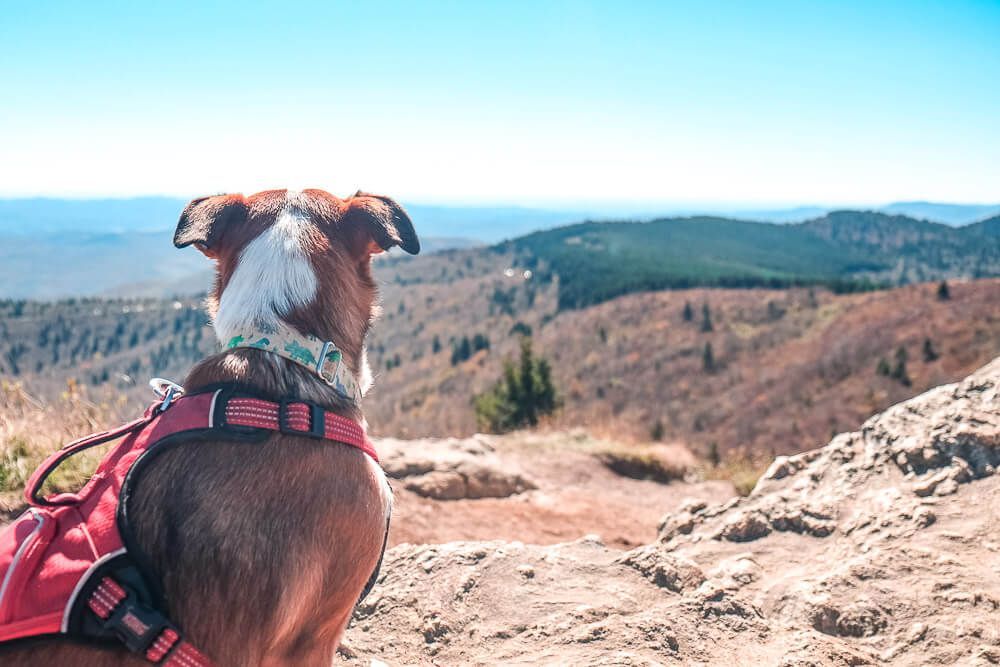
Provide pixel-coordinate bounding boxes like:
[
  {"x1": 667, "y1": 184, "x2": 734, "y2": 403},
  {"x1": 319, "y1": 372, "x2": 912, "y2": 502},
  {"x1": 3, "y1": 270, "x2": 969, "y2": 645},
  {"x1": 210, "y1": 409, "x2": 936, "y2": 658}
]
[{"x1": 5, "y1": 188, "x2": 418, "y2": 666}]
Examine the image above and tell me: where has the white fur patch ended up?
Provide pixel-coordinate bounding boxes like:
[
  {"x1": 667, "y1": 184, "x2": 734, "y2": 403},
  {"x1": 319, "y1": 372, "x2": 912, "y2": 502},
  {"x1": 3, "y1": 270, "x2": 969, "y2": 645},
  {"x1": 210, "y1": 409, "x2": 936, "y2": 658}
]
[
  {"x1": 366, "y1": 454, "x2": 394, "y2": 517},
  {"x1": 214, "y1": 202, "x2": 318, "y2": 343},
  {"x1": 359, "y1": 346, "x2": 373, "y2": 396}
]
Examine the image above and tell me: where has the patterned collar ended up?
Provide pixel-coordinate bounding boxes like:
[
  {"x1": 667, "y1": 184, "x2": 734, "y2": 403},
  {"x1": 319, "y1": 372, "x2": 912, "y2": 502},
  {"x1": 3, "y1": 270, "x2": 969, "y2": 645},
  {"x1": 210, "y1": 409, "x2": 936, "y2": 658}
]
[{"x1": 225, "y1": 323, "x2": 362, "y2": 403}]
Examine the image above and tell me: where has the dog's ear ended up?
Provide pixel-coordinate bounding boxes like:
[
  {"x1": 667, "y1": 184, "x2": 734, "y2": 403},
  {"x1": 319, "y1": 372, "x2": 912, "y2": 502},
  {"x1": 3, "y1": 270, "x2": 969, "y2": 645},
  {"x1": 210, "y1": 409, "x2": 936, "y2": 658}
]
[
  {"x1": 174, "y1": 194, "x2": 247, "y2": 258},
  {"x1": 342, "y1": 191, "x2": 420, "y2": 256}
]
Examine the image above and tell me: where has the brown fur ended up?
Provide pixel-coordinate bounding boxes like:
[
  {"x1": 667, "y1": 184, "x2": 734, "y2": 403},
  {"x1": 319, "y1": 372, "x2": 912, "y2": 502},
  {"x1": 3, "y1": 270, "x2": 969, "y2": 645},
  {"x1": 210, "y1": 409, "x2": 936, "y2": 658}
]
[{"x1": 1, "y1": 189, "x2": 417, "y2": 666}]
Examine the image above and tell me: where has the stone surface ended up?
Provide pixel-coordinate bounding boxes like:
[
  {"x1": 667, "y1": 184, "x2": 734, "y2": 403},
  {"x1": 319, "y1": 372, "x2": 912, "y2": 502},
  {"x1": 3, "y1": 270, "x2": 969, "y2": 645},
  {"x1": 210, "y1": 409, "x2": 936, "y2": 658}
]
[
  {"x1": 339, "y1": 358, "x2": 1000, "y2": 666},
  {"x1": 378, "y1": 435, "x2": 537, "y2": 499}
]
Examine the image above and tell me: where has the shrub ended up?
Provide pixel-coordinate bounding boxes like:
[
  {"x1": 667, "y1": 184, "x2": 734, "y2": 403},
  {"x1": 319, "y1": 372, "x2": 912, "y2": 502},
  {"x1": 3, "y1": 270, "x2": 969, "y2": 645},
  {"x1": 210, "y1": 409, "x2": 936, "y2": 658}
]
[
  {"x1": 595, "y1": 444, "x2": 691, "y2": 484},
  {"x1": 474, "y1": 338, "x2": 559, "y2": 433}
]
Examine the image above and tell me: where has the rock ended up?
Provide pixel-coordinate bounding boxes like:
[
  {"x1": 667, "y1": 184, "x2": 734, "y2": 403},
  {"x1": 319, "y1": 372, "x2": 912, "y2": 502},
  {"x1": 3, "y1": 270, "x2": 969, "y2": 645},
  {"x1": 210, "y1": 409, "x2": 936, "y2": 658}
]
[
  {"x1": 378, "y1": 436, "x2": 536, "y2": 499},
  {"x1": 617, "y1": 543, "x2": 705, "y2": 593},
  {"x1": 337, "y1": 358, "x2": 1000, "y2": 666},
  {"x1": 706, "y1": 554, "x2": 762, "y2": 590},
  {"x1": 717, "y1": 510, "x2": 771, "y2": 542}
]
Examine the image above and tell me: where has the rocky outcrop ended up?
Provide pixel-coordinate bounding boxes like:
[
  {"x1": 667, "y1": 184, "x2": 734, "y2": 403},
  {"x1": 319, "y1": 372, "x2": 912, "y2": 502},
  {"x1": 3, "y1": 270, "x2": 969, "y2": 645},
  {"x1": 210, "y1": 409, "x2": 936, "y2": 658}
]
[
  {"x1": 340, "y1": 358, "x2": 1000, "y2": 666},
  {"x1": 378, "y1": 435, "x2": 536, "y2": 500}
]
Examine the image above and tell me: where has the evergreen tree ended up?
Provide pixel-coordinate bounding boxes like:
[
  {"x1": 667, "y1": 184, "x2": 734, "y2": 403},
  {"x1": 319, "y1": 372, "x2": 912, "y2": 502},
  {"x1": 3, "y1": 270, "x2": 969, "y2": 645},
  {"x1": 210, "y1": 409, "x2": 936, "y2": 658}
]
[
  {"x1": 876, "y1": 357, "x2": 891, "y2": 376},
  {"x1": 700, "y1": 302, "x2": 713, "y2": 332},
  {"x1": 519, "y1": 338, "x2": 539, "y2": 426},
  {"x1": 472, "y1": 333, "x2": 491, "y2": 352},
  {"x1": 707, "y1": 441, "x2": 721, "y2": 468},
  {"x1": 451, "y1": 336, "x2": 473, "y2": 365},
  {"x1": 922, "y1": 338, "x2": 939, "y2": 362},
  {"x1": 432, "y1": 335, "x2": 442, "y2": 354},
  {"x1": 650, "y1": 419, "x2": 665, "y2": 441},
  {"x1": 702, "y1": 342, "x2": 715, "y2": 372},
  {"x1": 936, "y1": 280, "x2": 950, "y2": 301},
  {"x1": 474, "y1": 338, "x2": 559, "y2": 432},
  {"x1": 891, "y1": 346, "x2": 911, "y2": 386},
  {"x1": 682, "y1": 301, "x2": 694, "y2": 322}
]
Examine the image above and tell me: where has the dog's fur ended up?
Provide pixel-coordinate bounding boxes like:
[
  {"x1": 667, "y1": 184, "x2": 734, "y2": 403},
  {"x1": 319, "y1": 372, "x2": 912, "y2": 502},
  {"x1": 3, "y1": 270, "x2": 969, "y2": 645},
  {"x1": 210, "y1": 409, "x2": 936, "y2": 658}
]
[{"x1": 2, "y1": 188, "x2": 417, "y2": 666}]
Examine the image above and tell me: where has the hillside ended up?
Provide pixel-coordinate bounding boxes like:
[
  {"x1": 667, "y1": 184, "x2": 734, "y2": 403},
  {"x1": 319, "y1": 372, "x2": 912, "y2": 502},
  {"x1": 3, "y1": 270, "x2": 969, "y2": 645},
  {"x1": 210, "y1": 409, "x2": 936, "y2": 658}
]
[
  {"x1": 510, "y1": 211, "x2": 1000, "y2": 309},
  {"x1": 2, "y1": 264, "x2": 999, "y2": 464},
  {"x1": 367, "y1": 272, "x2": 1000, "y2": 458}
]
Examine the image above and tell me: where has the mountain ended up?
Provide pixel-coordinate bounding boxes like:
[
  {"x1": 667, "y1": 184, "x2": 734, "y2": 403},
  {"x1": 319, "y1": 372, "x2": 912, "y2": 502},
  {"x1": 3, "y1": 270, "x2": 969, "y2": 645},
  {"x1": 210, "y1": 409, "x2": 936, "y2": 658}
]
[
  {"x1": 4, "y1": 206, "x2": 998, "y2": 301},
  {"x1": 879, "y1": 200, "x2": 1000, "y2": 225},
  {"x1": 0, "y1": 197, "x2": 577, "y2": 241},
  {"x1": 0, "y1": 229, "x2": 482, "y2": 300},
  {"x1": 509, "y1": 211, "x2": 1000, "y2": 309}
]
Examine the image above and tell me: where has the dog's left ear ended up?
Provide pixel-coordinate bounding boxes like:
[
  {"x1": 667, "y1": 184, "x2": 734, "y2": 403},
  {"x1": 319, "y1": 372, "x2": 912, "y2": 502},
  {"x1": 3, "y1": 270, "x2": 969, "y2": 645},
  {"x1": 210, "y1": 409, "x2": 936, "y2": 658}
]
[
  {"x1": 342, "y1": 191, "x2": 420, "y2": 255},
  {"x1": 174, "y1": 194, "x2": 247, "y2": 258}
]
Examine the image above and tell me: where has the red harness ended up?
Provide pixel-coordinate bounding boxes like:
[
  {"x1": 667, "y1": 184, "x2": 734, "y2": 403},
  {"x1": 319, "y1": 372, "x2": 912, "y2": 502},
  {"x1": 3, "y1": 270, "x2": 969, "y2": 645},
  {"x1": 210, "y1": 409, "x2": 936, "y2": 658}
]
[{"x1": 0, "y1": 386, "x2": 379, "y2": 666}]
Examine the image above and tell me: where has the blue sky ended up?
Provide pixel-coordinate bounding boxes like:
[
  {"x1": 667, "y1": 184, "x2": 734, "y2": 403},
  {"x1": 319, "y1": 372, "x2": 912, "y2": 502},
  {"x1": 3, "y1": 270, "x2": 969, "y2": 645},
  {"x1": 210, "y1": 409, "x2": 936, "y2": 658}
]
[{"x1": 1, "y1": 1, "x2": 998, "y2": 206}]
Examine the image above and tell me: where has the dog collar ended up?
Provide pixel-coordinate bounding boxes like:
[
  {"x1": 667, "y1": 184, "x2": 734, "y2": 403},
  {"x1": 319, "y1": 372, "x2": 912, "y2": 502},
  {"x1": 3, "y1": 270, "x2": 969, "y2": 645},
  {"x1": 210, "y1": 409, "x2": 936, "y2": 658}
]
[{"x1": 224, "y1": 323, "x2": 362, "y2": 403}]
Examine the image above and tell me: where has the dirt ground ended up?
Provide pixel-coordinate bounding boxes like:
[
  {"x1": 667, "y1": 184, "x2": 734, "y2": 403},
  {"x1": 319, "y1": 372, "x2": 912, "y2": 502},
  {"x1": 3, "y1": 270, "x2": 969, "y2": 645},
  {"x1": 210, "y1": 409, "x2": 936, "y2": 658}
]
[{"x1": 383, "y1": 432, "x2": 734, "y2": 549}]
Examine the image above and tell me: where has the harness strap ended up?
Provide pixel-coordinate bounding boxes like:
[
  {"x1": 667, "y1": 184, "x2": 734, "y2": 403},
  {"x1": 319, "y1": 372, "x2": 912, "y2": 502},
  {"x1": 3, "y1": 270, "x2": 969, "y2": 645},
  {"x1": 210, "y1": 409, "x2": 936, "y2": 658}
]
[
  {"x1": 87, "y1": 576, "x2": 212, "y2": 666},
  {"x1": 25, "y1": 416, "x2": 153, "y2": 507},
  {"x1": 220, "y1": 395, "x2": 378, "y2": 462}
]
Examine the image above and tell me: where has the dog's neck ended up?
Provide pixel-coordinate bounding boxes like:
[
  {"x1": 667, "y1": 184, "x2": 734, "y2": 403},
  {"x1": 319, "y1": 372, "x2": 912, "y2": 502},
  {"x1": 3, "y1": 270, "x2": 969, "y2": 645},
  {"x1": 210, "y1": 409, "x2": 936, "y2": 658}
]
[
  {"x1": 185, "y1": 208, "x2": 372, "y2": 420},
  {"x1": 223, "y1": 321, "x2": 364, "y2": 404}
]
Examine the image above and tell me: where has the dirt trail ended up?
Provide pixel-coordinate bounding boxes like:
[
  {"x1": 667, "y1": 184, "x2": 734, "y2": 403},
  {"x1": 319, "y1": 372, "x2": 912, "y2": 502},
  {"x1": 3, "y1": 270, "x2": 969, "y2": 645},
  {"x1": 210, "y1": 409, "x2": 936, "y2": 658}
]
[{"x1": 379, "y1": 433, "x2": 733, "y2": 549}]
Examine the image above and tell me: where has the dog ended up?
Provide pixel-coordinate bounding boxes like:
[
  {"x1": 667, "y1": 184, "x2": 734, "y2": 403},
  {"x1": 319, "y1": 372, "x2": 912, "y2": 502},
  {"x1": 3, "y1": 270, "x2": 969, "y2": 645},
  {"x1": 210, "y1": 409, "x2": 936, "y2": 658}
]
[{"x1": 2, "y1": 188, "x2": 418, "y2": 666}]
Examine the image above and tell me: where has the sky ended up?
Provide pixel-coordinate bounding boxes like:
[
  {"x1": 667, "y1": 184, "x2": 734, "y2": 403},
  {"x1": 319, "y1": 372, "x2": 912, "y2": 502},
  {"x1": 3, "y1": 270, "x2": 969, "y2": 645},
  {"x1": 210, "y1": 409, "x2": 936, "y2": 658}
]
[{"x1": 1, "y1": 1, "x2": 998, "y2": 207}]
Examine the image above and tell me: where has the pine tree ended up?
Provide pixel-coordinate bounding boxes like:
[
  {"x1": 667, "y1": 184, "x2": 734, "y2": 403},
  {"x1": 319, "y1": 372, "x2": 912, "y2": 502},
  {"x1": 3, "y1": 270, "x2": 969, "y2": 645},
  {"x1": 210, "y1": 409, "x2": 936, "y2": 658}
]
[
  {"x1": 519, "y1": 338, "x2": 539, "y2": 426},
  {"x1": 474, "y1": 338, "x2": 559, "y2": 433},
  {"x1": 702, "y1": 342, "x2": 715, "y2": 372},
  {"x1": 922, "y1": 338, "x2": 939, "y2": 362},
  {"x1": 432, "y1": 335, "x2": 442, "y2": 354},
  {"x1": 682, "y1": 301, "x2": 694, "y2": 322},
  {"x1": 876, "y1": 357, "x2": 891, "y2": 376},
  {"x1": 707, "y1": 441, "x2": 721, "y2": 468},
  {"x1": 650, "y1": 419, "x2": 665, "y2": 441},
  {"x1": 700, "y1": 303, "x2": 713, "y2": 332},
  {"x1": 936, "y1": 280, "x2": 950, "y2": 301},
  {"x1": 891, "y1": 346, "x2": 911, "y2": 386}
]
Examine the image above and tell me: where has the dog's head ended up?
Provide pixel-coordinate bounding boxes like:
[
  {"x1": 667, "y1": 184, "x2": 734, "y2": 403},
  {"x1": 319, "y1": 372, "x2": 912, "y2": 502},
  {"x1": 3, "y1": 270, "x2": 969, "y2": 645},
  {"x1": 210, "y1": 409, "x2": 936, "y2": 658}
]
[{"x1": 174, "y1": 188, "x2": 418, "y2": 388}]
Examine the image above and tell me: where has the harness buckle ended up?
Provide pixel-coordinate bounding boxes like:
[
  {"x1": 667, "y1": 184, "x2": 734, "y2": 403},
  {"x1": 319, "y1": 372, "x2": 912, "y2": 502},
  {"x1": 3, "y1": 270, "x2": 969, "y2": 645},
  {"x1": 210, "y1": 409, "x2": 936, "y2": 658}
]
[
  {"x1": 149, "y1": 378, "x2": 185, "y2": 413},
  {"x1": 91, "y1": 579, "x2": 171, "y2": 655},
  {"x1": 278, "y1": 399, "x2": 326, "y2": 439}
]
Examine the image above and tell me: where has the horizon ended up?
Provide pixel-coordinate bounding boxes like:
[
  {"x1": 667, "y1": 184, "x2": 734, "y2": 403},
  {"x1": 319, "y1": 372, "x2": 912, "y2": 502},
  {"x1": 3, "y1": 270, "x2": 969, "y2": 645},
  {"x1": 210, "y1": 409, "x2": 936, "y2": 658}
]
[{"x1": 2, "y1": 1, "x2": 998, "y2": 204}]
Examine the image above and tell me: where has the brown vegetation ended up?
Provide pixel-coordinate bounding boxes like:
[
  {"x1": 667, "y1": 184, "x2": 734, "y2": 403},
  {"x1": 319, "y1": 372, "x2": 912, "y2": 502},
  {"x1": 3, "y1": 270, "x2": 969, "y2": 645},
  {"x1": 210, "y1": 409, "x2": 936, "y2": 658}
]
[{"x1": 3, "y1": 245, "x2": 1000, "y2": 469}]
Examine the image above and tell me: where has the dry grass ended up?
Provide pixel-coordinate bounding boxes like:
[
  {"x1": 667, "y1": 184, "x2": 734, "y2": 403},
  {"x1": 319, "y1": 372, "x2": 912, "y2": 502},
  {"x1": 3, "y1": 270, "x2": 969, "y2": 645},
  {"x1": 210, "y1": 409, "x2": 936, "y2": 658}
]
[
  {"x1": 0, "y1": 379, "x2": 130, "y2": 515},
  {"x1": 702, "y1": 451, "x2": 773, "y2": 496},
  {"x1": 594, "y1": 442, "x2": 696, "y2": 484}
]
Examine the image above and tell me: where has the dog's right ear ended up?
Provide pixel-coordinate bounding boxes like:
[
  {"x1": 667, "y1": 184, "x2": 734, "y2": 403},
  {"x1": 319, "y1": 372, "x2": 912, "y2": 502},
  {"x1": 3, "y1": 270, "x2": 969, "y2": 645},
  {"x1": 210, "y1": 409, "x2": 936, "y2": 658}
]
[{"x1": 174, "y1": 194, "x2": 247, "y2": 258}]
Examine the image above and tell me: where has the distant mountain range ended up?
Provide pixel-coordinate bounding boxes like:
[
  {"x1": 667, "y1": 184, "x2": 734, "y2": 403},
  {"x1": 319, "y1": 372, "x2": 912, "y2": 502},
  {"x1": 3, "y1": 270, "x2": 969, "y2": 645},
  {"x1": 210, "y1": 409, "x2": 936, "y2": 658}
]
[
  {"x1": 1, "y1": 196, "x2": 999, "y2": 299},
  {"x1": 1, "y1": 197, "x2": 998, "y2": 240},
  {"x1": 508, "y1": 210, "x2": 1000, "y2": 309},
  {"x1": 0, "y1": 197, "x2": 581, "y2": 242}
]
